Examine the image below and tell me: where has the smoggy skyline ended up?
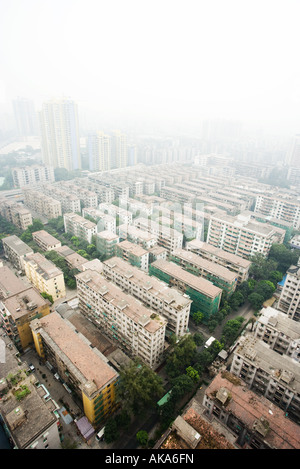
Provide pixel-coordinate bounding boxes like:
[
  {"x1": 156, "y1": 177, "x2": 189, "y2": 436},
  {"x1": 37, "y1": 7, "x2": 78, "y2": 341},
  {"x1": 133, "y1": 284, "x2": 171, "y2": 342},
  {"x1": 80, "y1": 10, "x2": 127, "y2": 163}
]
[{"x1": 1, "y1": 0, "x2": 300, "y2": 136}]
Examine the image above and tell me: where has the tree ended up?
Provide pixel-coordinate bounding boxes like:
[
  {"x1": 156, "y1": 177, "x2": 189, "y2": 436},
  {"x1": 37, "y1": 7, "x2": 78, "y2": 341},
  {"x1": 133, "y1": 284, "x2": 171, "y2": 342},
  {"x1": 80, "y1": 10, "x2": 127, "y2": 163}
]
[
  {"x1": 28, "y1": 219, "x2": 44, "y2": 233},
  {"x1": 249, "y1": 253, "x2": 278, "y2": 280},
  {"x1": 104, "y1": 418, "x2": 119, "y2": 443},
  {"x1": 165, "y1": 335, "x2": 197, "y2": 379},
  {"x1": 40, "y1": 292, "x2": 54, "y2": 304},
  {"x1": 269, "y1": 243, "x2": 300, "y2": 273},
  {"x1": 192, "y1": 311, "x2": 204, "y2": 325},
  {"x1": 116, "y1": 359, "x2": 164, "y2": 415},
  {"x1": 228, "y1": 291, "x2": 245, "y2": 310},
  {"x1": 222, "y1": 317, "x2": 245, "y2": 345},
  {"x1": 248, "y1": 292, "x2": 264, "y2": 310},
  {"x1": 193, "y1": 332, "x2": 204, "y2": 346},
  {"x1": 254, "y1": 280, "x2": 275, "y2": 301},
  {"x1": 136, "y1": 430, "x2": 148, "y2": 447},
  {"x1": 186, "y1": 366, "x2": 200, "y2": 382}
]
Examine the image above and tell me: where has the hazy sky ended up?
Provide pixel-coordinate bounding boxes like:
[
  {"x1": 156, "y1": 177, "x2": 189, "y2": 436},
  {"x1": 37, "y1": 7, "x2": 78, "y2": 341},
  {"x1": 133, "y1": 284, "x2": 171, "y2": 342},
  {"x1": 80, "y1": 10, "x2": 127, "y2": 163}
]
[{"x1": 1, "y1": 0, "x2": 300, "y2": 133}]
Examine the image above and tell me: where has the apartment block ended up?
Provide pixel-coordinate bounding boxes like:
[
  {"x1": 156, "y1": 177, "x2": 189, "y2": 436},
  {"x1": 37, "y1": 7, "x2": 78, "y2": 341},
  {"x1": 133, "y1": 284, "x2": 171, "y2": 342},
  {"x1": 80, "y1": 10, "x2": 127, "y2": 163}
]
[
  {"x1": 30, "y1": 312, "x2": 119, "y2": 426},
  {"x1": 254, "y1": 194, "x2": 300, "y2": 230},
  {"x1": 24, "y1": 252, "x2": 66, "y2": 301},
  {"x1": 98, "y1": 203, "x2": 133, "y2": 225},
  {"x1": 207, "y1": 211, "x2": 285, "y2": 259},
  {"x1": 170, "y1": 248, "x2": 237, "y2": 295},
  {"x1": 76, "y1": 269, "x2": 167, "y2": 369},
  {"x1": 41, "y1": 184, "x2": 81, "y2": 213},
  {"x1": 133, "y1": 217, "x2": 183, "y2": 253},
  {"x1": 63, "y1": 212, "x2": 97, "y2": 244},
  {"x1": 0, "y1": 283, "x2": 51, "y2": 351},
  {"x1": 0, "y1": 363, "x2": 61, "y2": 449},
  {"x1": 0, "y1": 199, "x2": 33, "y2": 231},
  {"x1": 186, "y1": 239, "x2": 251, "y2": 285},
  {"x1": 2, "y1": 235, "x2": 34, "y2": 272},
  {"x1": 96, "y1": 231, "x2": 119, "y2": 259},
  {"x1": 118, "y1": 224, "x2": 157, "y2": 250},
  {"x1": 32, "y1": 230, "x2": 61, "y2": 251},
  {"x1": 253, "y1": 306, "x2": 300, "y2": 360},
  {"x1": 79, "y1": 179, "x2": 115, "y2": 204},
  {"x1": 116, "y1": 240, "x2": 149, "y2": 272},
  {"x1": 102, "y1": 256, "x2": 191, "y2": 338},
  {"x1": 23, "y1": 189, "x2": 62, "y2": 220},
  {"x1": 202, "y1": 371, "x2": 300, "y2": 449},
  {"x1": 148, "y1": 245, "x2": 168, "y2": 264},
  {"x1": 278, "y1": 259, "x2": 300, "y2": 322},
  {"x1": 12, "y1": 165, "x2": 55, "y2": 188},
  {"x1": 82, "y1": 207, "x2": 116, "y2": 234},
  {"x1": 230, "y1": 335, "x2": 300, "y2": 423},
  {"x1": 58, "y1": 181, "x2": 98, "y2": 209},
  {"x1": 149, "y1": 259, "x2": 222, "y2": 320}
]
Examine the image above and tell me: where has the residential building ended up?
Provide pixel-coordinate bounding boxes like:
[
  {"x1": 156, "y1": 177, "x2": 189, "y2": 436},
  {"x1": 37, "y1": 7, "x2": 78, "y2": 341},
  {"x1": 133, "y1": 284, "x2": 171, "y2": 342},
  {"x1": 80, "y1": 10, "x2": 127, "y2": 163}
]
[
  {"x1": 76, "y1": 269, "x2": 167, "y2": 369},
  {"x1": 102, "y1": 256, "x2": 191, "y2": 338},
  {"x1": 203, "y1": 371, "x2": 300, "y2": 449},
  {"x1": 30, "y1": 312, "x2": 119, "y2": 426},
  {"x1": 253, "y1": 306, "x2": 300, "y2": 361},
  {"x1": 207, "y1": 211, "x2": 285, "y2": 259},
  {"x1": 41, "y1": 184, "x2": 81, "y2": 213},
  {"x1": 12, "y1": 97, "x2": 38, "y2": 137},
  {"x1": 0, "y1": 199, "x2": 33, "y2": 230},
  {"x1": 289, "y1": 234, "x2": 300, "y2": 250},
  {"x1": 0, "y1": 285, "x2": 51, "y2": 351},
  {"x1": 278, "y1": 259, "x2": 300, "y2": 322},
  {"x1": 88, "y1": 131, "x2": 111, "y2": 171},
  {"x1": 170, "y1": 248, "x2": 237, "y2": 295},
  {"x1": 32, "y1": 230, "x2": 61, "y2": 252},
  {"x1": 254, "y1": 194, "x2": 300, "y2": 230},
  {"x1": 149, "y1": 259, "x2": 222, "y2": 320},
  {"x1": 118, "y1": 224, "x2": 157, "y2": 250},
  {"x1": 186, "y1": 239, "x2": 251, "y2": 285},
  {"x1": 2, "y1": 235, "x2": 33, "y2": 272},
  {"x1": 82, "y1": 207, "x2": 116, "y2": 234},
  {"x1": 148, "y1": 245, "x2": 168, "y2": 264},
  {"x1": 12, "y1": 165, "x2": 55, "y2": 188},
  {"x1": 111, "y1": 131, "x2": 127, "y2": 169},
  {"x1": 116, "y1": 240, "x2": 149, "y2": 272},
  {"x1": 96, "y1": 231, "x2": 119, "y2": 259},
  {"x1": 63, "y1": 213, "x2": 97, "y2": 244},
  {"x1": 98, "y1": 203, "x2": 133, "y2": 225},
  {"x1": 133, "y1": 217, "x2": 183, "y2": 253},
  {"x1": 39, "y1": 98, "x2": 81, "y2": 170},
  {"x1": 0, "y1": 363, "x2": 61, "y2": 449},
  {"x1": 23, "y1": 189, "x2": 62, "y2": 219},
  {"x1": 230, "y1": 334, "x2": 300, "y2": 424},
  {"x1": 24, "y1": 252, "x2": 66, "y2": 301}
]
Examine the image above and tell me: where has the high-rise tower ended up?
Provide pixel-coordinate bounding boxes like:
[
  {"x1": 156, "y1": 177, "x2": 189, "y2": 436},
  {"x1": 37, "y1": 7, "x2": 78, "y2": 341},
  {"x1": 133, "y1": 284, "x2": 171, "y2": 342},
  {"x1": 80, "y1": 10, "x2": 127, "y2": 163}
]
[
  {"x1": 12, "y1": 97, "x2": 38, "y2": 137},
  {"x1": 88, "y1": 131, "x2": 111, "y2": 171},
  {"x1": 39, "y1": 98, "x2": 81, "y2": 171}
]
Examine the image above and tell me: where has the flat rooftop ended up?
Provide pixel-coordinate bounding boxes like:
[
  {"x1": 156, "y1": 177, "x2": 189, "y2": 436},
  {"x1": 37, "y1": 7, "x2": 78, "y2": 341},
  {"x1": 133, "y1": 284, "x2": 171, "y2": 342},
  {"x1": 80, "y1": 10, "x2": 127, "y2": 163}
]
[
  {"x1": 171, "y1": 249, "x2": 237, "y2": 283},
  {"x1": 186, "y1": 239, "x2": 251, "y2": 268},
  {"x1": 25, "y1": 252, "x2": 63, "y2": 279},
  {"x1": 34, "y1": 312, "x2": 118, "y2": 390},
  {"x1": 117, "y1": 240, "x2": 148, "y2": 257},
  {"x1": 150, "y1": 259, "x2": 222, "y2": 299},
  {"x1": 76, "y1": 269, "x2": 167, "y2": 334},
  {"x1": 3, "y1": 287, "x2": 48, "y2": 320},
  {"x1": 0, "y1": 266, "x2": 29, "y2": 298},
  {"x1": 103, "y1": 256, "x2": 192, "y2": 310},
  {"x1": 2, "y1": 235, "x2": 33, "y2": 256}
]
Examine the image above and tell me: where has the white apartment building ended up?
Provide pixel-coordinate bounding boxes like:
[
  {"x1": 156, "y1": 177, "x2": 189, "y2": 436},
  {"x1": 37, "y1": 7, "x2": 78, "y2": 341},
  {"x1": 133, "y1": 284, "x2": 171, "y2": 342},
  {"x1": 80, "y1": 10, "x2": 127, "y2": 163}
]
[
  {"x1": 0, "y1": 200, "x2": 33, "y2": 231},
  {"x1": 98, "y1": 203, "x2": 133, "y2": 225},
  {"x1": 116, "y1": 240, "x2": 149, "y2": 272},
  {"x1": 41, "y1": 184, "x2": 81, "y2": 213},
  {"x1": 32, "y1": 230, "x2": 61, "y2": 252},
  {"x1": 39, "y1": 98, "x2": 81, "y2": 171},
  {"x1": 12, "y1": 165, "x2": 55, "y2": 188},
  {"x1": 118, "y1": 224, "x2": 158, "y2": 250},
  {"x1": 253, "y1": 306, "x2": 300, "y2": 361},
  {"x1": 2, "y1": 235, "x2": 34, "y2": 272},
  {"x1": 133, "y1": 217, "x2": 183, "y2": 253},
  {"x1": 63, "y1": 213, "x2": 97, "y2": 244},
  {"x1": 230, "y1": 334, "x2": 300, "y2": 422},
  {"x1": 82, "y1": 207, "x2": 116, "y2": 234},
  {"x1": 186, "y1": 239, "x2": 251, "y2": 285},
  {"x1": 102, "y1": 256, "x2": 191, "y2": 338},
  {"x1": 278, "y1": 259, "x2": 300, "y2": 322},
  {"x1": 255, "y1": 194, "x2": 300, "y2": 230},
  {"x1": 207, "y1": 211, "x2": 285, "y2": 259},
  {"x1": 119, "y1": 197, "x2": 153, "y2": 217},
  {"x1": 24, "y1": 252, "x2": 66, "y2": 301},
  {"x1": 76, "y1": 269, "x2": 167, "y2": 368},
  {"x1": 23, "y1": 189, "x2": 62, "y2": 220}
]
